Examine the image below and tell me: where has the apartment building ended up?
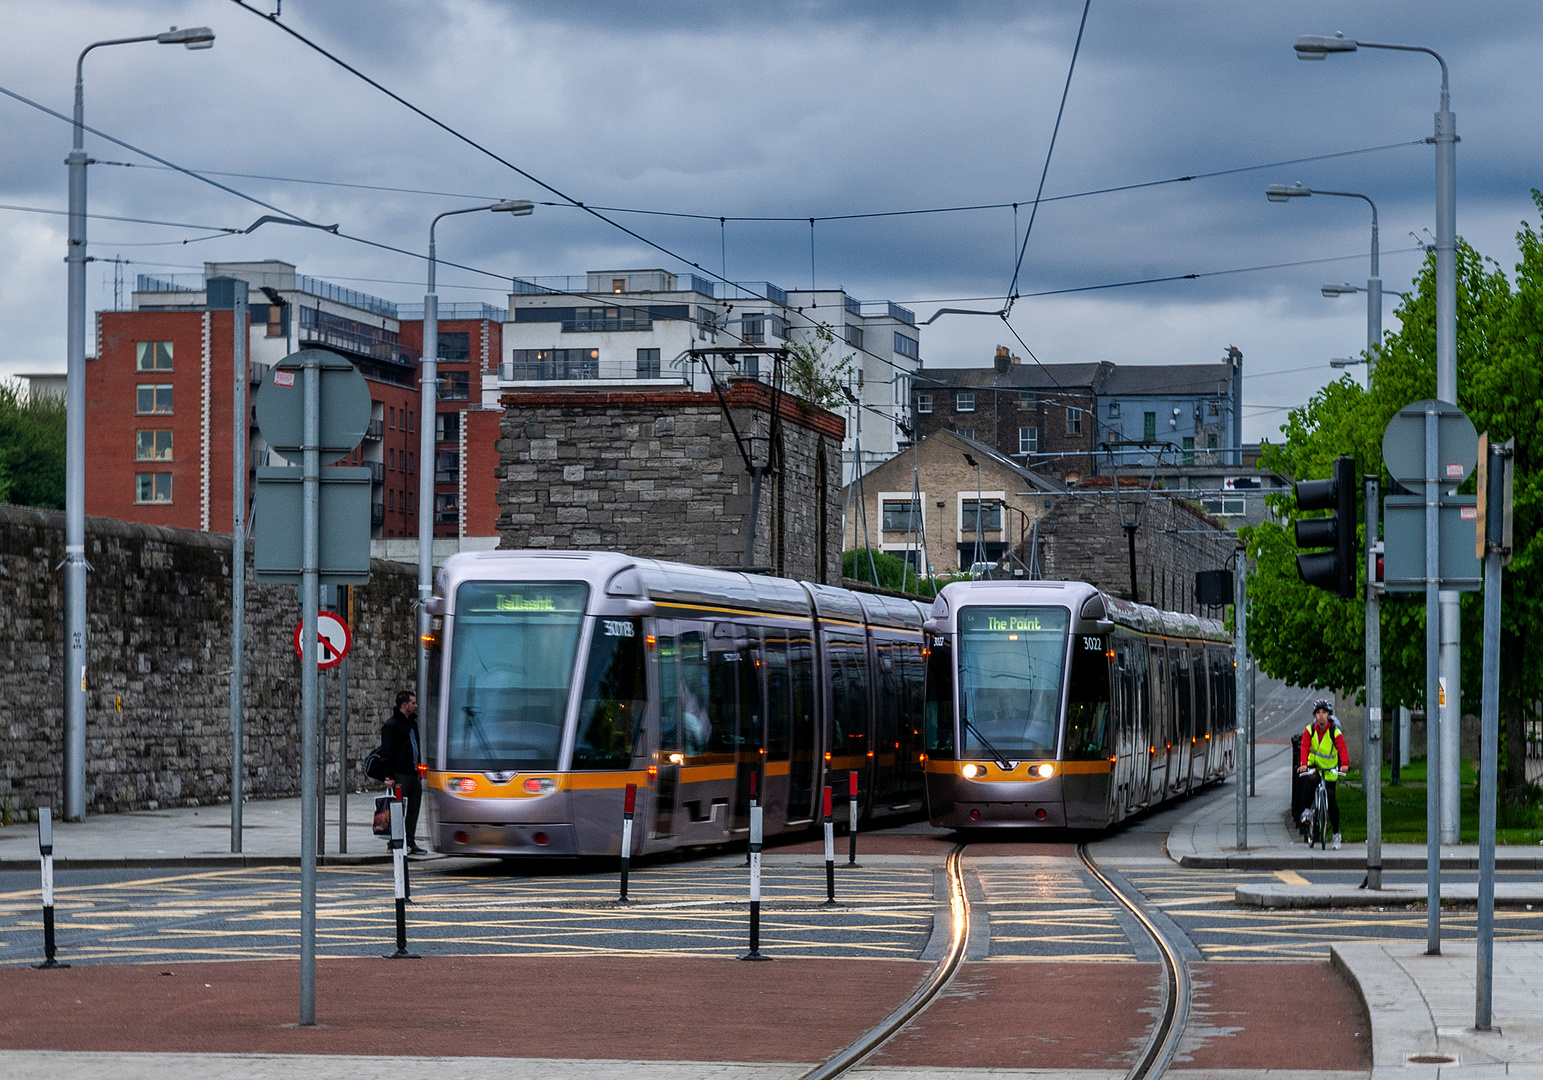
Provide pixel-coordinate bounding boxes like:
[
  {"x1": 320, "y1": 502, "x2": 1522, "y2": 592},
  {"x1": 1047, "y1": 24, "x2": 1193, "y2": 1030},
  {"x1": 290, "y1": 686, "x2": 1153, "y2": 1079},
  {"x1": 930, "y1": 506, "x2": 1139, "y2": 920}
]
[
  {"x1": 495, "y1": 269, "x2": 921, "y2": 480},
  {"x1": 88, "y1": 261, "x2": 499, "y2": 549}
]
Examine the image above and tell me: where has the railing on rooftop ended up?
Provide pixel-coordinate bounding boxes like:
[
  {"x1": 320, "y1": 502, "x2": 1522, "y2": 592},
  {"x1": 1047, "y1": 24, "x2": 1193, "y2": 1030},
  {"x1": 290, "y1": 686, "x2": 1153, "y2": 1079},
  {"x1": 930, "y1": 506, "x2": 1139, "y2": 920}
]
[
  {"x1": 844, "y1": 295, "x2": 861, "y2": 316},
  {"x1": 397, "y1": 302, "x2": 508, "y2": 321},
  {"x1": 510, "y1": 275, "x2": 591, "y2": 296},
  {"x1": 499, "y1": 354, "x2": 690, "y2": 385},
  {"x1": 860, "y1": 300, "x2": 916, "y2": 326},
  {"x1": 295, "y1": 274, "x2": 397, "y2": 319},
  {"x1": 686, "y1": 274, "x2": 716, "y2": 297},
  {"x1": 715, "y1": 281, "x2": 788, "y2": 306},
  {"x1": 136, "y1": 274, "x2": 200, "y2": 293}
]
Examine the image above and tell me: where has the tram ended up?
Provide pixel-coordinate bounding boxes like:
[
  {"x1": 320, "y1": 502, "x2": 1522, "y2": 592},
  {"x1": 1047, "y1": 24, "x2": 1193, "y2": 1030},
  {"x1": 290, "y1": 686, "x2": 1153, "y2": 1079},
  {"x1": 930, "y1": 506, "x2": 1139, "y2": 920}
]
[
  {"x1": 422, "y1": 552, "x2": 1233, "y2": 857},
  {"x1": 423, "y1": 549, "x2": 931, "y2": 858},
  {"x1": 921, "y1": 580, "x2": 1235, "y2": 829}
]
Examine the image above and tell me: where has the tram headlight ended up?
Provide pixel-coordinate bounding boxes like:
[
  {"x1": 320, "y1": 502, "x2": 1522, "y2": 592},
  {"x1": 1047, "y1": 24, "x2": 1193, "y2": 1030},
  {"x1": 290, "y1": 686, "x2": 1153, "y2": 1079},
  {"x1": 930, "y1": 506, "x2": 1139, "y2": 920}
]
[
  {"x1": 1030, "y1": 763, "x2": 1055, "y2": 779},
  {"x1": 962, "y1": 763, "x2": 985, "y2": 779},
  {"x1": 523, "y1": 776, "x2": 557, "y2": 795}
]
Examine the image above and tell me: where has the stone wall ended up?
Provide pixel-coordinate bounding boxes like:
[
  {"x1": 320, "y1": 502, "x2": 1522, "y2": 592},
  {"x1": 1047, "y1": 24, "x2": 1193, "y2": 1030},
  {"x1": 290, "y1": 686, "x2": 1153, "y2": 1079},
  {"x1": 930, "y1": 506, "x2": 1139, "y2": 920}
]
[
  {"x1": 0, "y1": 504, "x2": 418, "y2": 816},
  {"x1": 497, "y1": 381, "x2": 845, "y2": 582},
  {"x1": 1031, "y1": 480, "x2": 1236, "y2": 614}
]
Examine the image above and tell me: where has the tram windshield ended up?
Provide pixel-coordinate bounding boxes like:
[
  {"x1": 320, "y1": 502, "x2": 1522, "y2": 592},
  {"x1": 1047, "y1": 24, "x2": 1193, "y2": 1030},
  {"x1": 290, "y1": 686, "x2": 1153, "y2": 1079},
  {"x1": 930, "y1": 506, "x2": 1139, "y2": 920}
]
[
  {"x1": 956, "y1": 606, "x2": 1069, "y2": 761},
  {"x1": 444, "y1": 582, "x2": 589, "y2": 771}
]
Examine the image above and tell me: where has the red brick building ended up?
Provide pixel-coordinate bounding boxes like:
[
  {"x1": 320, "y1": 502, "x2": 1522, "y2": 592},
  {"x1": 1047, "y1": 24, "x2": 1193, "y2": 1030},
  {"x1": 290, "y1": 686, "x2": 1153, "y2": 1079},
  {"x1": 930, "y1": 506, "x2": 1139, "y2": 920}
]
[{"x1": 87, "y1": 263, "x2": 502, "y2": 550}]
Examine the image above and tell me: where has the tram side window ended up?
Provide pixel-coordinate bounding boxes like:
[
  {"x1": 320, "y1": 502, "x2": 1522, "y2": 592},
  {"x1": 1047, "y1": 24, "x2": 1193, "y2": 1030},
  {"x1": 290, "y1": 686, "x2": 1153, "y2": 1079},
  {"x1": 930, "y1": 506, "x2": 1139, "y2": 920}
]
[
  {"x1": 678, "y1": 630, "x2": 711, "y2": 756},
  {"x1": 1192, "y1": 652, "x2": 1208, "y2": 740},
  {"x1": 899, "y1": 641, "x2": 926, "y2": 748},
  {"x1": 739, "y1": 632, "x2": 763, "y2": 754},
  {"x1": 1064, "y1": 636, "x2": 1111, "y2": 759},
  {"x1": 708, "y1": 641, "x2": 742, "y2": 753},
  {"x1": 764, "y1": 633, "x2": 791, "y2": 760},
  {"x1": 572, "y1": 616, "x2": 646, "y2": 770},
  {"x1": 1172, "y1": 649, "x2": 1192, "y2": 743},
  {"x1": 833, "y1": 641, "x2": 870, "y2": 751},
  {"x1": 924, "y1": 640, "x2": 955, "y2": 757},
  {"x1": 656, "y1": 632, "x2": 680, "y2": 752}
]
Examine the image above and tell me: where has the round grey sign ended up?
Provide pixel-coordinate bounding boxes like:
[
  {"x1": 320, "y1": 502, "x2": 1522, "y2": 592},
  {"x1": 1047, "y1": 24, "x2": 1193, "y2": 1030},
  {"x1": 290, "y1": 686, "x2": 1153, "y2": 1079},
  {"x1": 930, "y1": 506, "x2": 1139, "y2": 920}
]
[
  {"x1": 1381, "y1": 398, "x2": 1477, "y2": 487},
  {"x1": 254, "y1": 349, "x2": 373, "y2": 465}
]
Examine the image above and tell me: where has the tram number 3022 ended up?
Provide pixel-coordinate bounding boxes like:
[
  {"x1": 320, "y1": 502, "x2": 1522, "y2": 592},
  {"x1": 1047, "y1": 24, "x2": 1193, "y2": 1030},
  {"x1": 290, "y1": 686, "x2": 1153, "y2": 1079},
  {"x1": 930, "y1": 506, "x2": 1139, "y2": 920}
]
[
  {"x1": 1081, "y1": 636, "x2": 1104, "y2": 651},
  {"x1": 602, "y1": 619, "x2": 636, "y2": 638}
]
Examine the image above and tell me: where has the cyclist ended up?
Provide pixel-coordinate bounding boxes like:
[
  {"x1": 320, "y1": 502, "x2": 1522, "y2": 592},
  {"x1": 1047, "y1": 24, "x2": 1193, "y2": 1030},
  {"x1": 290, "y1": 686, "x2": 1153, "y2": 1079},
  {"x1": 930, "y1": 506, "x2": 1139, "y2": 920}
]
[{"x1": 1298, "y1": 699, "x2": 1349, "y2": 848}]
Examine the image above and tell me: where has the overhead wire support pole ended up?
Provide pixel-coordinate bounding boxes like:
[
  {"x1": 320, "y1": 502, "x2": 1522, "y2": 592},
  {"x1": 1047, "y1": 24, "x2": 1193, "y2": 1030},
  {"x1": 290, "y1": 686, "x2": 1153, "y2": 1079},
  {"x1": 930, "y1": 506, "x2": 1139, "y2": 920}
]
[
  {"x1": 1423, "y1": 403, "x2": 1441, "y2": 954},
  {"x1": 1364, "y1": 476, "x2": 1382, "y2": 891},
  {"x1": 299, "y1": 349, "x2": 321, "y2": 1024},
  {"x1": 1234, "y1": 547, "x2": 1249, "y2": 851},
  {"x1": 226, "y1": 280, "x2": 250, "y2": 853}
]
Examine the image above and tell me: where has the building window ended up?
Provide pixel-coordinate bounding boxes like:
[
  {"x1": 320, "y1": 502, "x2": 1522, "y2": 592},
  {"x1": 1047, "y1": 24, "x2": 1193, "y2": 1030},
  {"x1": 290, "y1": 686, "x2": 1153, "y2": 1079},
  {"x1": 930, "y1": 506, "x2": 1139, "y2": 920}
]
[
  {"x1": 1066, "y1": 406, "x2": 1083, "y2": 435},
  {"x1": 1143, "y1": 411, "x2": 1157, "y2": 441},
  {"x1": 136, "y1": 384, "x2": 173, "y2": 414},
  {"x1": 1209, "y1": 401, "x2": 1220, "y2": 416},
  {"x1": 1208, "y1": 433, "x2": 1218, "y2": 450},
  {"x1": 893, "y1": 332, "x2": 919, "y2": 360},
  {"x1": 742, "y1": 354, "x2": 760, "y2": 378},
  {"x1": 1018, "y1": 391, "x2": 1036, "y2": 406},
  {"x1": 1107, "y1": 401, "x2": 1120, "y2": 418},
  {"x1": 1018, "y1": 426, "x2": 1038, "y2": 455},
  {"x1": 135, "y1": 430, "x2": 173, "y2": 461},
  {"x1": 407, "y1": 410, "x2": 414, "y2": 433},
  {"x1": 407, "y1": 450, "x2": 414, "y2": 475},
  {"x1": 437, "y1": 332, "x2": 471, "y2": 361},
  {"x1": 612, "y1": 278, "x2": 626, "y2": 294},
  {"x1": 956, "y1": 391, "x2": 975, "y2": 413},
  {"x1": 135, "y1": 342, "x2": 173, "y2": 371},
  {"x1": 1182, "y1": 436, "x2": 1195, "y2": 465},
  {"x1": 743, "y1": 315, "x2": 765, "y2": 344},
  {"x1": 389, "y1": 407, "x2": 396, "y2": 429},
  {"x1": 1201, "y1": 496, "x2": 1246, "y2": 517},
  {"x1": 134, "y1": 472, "x2": 172, "y2": 504},
  {"x1": 506, "y1": 347, "x2": 601, "y2": 380},
  {"x1": 434, "y1": 492, "x2": 459, "y2": 524},
  {"x1": 845, "y1": 324, "x2": 864, "y2": 349},
  {"x1": 435, "y1": 411, "x2": 460, "y2": 443},
  {"x1": 955, "y1": 427, "x2": 975, "y2": 440},
  {"x1": 916, "y1": 392, "x2": 933, "y2": 414},
  {"x1": 435, "y1": 449, "x2": 459, "y2": 484},
  {"x1": 388, "y1": 448, "x2": 396, "y2": 471},
  {"x1": 636, "y1": 348, "x2": 661, "y2": 378},
  {"x1": 441, "y1": 372, "x2": 470, "y2": 401},
  {"x1": 881, "y1": 500, "x2": 921, "y2": 531},
  {"x1": 388, "y1": 489, "x2": 395, "y2": 512},
  {"x1": 961, "y1": 499, "x2": 1001, "y2": 532}
]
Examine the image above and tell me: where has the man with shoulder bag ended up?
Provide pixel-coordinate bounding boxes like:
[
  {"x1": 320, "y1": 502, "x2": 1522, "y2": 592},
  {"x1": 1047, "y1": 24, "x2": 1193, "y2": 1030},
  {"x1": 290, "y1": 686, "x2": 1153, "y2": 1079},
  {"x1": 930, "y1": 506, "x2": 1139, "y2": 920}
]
[{"x1": 379, "y1": 690, "x2": 427, "y2": 855}]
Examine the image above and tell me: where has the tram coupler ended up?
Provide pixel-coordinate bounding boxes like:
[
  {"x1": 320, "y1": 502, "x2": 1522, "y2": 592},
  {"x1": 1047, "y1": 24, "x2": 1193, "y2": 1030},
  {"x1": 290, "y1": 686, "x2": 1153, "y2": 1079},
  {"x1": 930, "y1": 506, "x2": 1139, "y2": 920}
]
[
  {"x1": 32, "y1": 809, "x2": 68, "y2": 970},
  {"x1": 384, "y1": 800, "x2": 420, "y2": 959},
  {"x1": 740, "y1": 803, "x2": 771, "y2": 961}
]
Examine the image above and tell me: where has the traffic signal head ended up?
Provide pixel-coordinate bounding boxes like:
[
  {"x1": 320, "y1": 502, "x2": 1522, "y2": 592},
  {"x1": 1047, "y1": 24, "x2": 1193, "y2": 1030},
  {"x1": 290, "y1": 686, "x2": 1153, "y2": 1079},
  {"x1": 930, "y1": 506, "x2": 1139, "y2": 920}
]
[{"x1": 1293, "y1": 455, "x2": 1357, "y2": 599}]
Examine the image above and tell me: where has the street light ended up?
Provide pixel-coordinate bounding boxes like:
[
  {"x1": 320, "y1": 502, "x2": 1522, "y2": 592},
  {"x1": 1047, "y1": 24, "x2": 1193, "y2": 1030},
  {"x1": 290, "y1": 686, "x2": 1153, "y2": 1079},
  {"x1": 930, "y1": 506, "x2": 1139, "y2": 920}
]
[
  {"x1": 63, "y1": 26, "x2": 215, "y2": 822},
  {"x1": 418, "y1": 200, "x2": 535, "y2": 718},
  {"x1": 1265, "y1": 182, "x2": 1382, "y2": 373},
  {"x1": 1329, "y1": 357, "x2": 1365, "y2": 369}
]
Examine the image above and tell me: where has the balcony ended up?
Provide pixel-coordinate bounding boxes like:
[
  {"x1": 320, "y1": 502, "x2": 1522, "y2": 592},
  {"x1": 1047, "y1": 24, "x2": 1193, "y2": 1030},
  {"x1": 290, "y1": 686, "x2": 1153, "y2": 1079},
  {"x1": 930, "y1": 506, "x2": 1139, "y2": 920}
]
[
  {"x1": 370, "y1": 503, "x2": 385, "y2": 526},
  {"x1": 366, "y1": 460, "x2": 385, "y2": 485},
  {"x1": 499, "y1": 353, "x2": 688, "y2": 385},
  {"x1": 363, "y1": 419, "x2": 383, "y2": 441}
]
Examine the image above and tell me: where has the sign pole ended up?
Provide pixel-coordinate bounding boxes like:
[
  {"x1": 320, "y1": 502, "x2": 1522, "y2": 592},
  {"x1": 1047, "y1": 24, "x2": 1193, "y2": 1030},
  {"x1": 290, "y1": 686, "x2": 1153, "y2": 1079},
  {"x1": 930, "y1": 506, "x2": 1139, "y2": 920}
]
[
  {"x1": 1423, "y1": 404, "x2": 1442, "y2": 954},
  {"x1": 1475, "y1": 436, "x2": 1510, "y2": 1030},
  {"x1": 229, "y1": 281, "x2": 248, "y2": 855},
  {"x1": 1364, "y1": 477, "x2": 1382, "y2": 891},
  {"x1": 1234, "y1": 551, "x2": 1248, "y2": 850},
  {"x1": 299, "y1": 351, "x2": 321, "y2": 1024},
  {"x1": 339, "y1": 585, "x2": 351, "y2": 855}
]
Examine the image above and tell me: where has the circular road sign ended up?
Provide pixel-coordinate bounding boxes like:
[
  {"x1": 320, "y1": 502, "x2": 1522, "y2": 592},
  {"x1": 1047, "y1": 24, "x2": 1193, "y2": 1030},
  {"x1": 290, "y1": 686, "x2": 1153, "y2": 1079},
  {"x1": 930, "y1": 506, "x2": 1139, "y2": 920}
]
[
  {"x1": 1381, "y1": 398, "x2": 1478, "y2": 487},
  {"x1": 294, "y1": 611, "x2": 352, "y2": 670},
  {"x1": 255, "y1": 348, "x2": 373, "y2": 465}
]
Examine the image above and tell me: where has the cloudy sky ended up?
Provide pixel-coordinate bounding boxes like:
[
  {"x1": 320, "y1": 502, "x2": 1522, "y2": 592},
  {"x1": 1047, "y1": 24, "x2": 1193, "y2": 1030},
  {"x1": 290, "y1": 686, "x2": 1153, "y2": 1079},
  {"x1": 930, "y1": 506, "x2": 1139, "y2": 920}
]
[{"x1": 1, "y1": 1, "x2": 1538, "y2": 442}]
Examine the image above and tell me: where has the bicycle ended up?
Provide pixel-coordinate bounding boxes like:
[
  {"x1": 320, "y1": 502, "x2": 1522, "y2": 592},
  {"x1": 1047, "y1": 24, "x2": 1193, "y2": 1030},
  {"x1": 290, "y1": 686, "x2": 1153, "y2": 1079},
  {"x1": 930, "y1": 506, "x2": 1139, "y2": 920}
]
[{"x1": 1298, "y1": 769, "x2": 1338, "y2": 849}]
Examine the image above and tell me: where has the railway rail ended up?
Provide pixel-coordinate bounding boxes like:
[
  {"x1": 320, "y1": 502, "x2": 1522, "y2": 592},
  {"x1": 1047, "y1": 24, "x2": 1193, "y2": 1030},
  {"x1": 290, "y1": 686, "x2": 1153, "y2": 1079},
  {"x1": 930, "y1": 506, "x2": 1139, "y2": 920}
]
[{"x1": 799, "y1": 841, "x2": 1193, "y2": 1080}]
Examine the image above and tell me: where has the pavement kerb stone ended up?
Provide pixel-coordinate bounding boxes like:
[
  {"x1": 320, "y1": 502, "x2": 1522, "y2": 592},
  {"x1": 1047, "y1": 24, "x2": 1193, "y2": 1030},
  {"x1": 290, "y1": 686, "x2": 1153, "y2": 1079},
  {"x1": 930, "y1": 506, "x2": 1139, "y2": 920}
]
[
  {"x1": 1330, "y1": 942, "x2": 1441, "y2": 1080},
  {"x1": 0, "y1": 854, "x2": 395, "y2": 871},
  {"x1": 1184, "y1": 850, "x2": 1543, "y2": 871},
  {"x1": 1236, "y1": 882, "x2": 1543, "y2": 909}
]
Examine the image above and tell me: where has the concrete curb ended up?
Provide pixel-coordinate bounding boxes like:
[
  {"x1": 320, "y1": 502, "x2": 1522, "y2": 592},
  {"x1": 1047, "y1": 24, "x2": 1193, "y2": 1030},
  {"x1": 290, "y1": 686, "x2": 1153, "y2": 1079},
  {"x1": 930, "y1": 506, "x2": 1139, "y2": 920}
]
[
  {"x1": 1238, "y1": 882, "x2": 1543, "y2": 908},
  {"x1": 1330, "y1": 943, "x2": 1441, "y2": 1080},
  {"x1": 1183, "y1": 851, "x2": 1543, "y2": 871},
  {"x1": 0, "y1": 854, "x2": 398, "y2": 870}
]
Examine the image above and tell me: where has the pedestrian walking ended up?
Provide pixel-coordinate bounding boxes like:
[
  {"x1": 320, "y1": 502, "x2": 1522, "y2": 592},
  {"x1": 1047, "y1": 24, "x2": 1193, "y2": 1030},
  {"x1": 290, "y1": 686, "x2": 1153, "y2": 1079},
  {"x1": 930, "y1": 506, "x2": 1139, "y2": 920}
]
[{"x1": 381, "y1": 690, "x2": 427, "y2": 855}]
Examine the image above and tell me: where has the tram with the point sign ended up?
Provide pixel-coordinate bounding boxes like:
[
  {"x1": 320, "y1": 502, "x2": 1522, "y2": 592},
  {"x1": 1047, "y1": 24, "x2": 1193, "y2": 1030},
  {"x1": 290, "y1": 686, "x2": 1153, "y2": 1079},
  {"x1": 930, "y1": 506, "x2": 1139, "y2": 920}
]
[{"x1": 422, "y1": 552, "x2": 1232, "y2": 858}]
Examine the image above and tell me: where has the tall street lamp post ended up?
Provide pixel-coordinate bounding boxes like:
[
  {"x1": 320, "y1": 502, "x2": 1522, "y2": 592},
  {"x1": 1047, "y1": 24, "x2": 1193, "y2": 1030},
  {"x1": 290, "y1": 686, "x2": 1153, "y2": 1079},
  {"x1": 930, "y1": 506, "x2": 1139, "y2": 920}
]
[
  {"x1": 418, "y1": 201, "x2": 533, "y2": 719},
  {"x1": 1297, "y1": 32, "x2": 1462, "y2": 934},
  {"x1": 63, "y1": 26, "x2": 214, "y2": 821},
  {"x1": 1265, "y1": 183, "x2": 1383, "y2": 373}
]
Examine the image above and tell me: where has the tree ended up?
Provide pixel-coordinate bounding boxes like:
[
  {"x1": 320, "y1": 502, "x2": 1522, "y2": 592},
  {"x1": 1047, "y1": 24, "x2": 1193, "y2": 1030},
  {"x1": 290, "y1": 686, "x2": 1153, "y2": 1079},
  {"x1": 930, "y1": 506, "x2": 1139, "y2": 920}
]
[
  {"x1": 1244, "y1": 201, "x2": 1543, "y2": 797},
  {"x1": 0, "y1": 381, "x2": 65, "y2": 510},
  {"x1": 784, "y1": 323, "x2": 854, "y2": 411}
]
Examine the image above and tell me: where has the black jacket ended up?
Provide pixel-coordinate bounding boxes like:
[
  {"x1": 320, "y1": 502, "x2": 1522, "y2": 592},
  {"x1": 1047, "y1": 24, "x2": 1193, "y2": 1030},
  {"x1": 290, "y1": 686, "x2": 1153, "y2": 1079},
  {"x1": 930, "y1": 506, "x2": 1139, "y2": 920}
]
[{"x1": 380, "y1": 708, "x2": 421, "y2": 778}]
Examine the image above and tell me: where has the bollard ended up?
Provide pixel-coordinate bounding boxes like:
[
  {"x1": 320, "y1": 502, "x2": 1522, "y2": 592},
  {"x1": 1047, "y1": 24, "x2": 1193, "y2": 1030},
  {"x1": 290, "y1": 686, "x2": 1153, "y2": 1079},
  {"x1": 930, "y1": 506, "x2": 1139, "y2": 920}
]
[
  {"x1": 742, "y1": 771, "x2": 758, "y2": 867},
  {"x1": 822, "y1": 785, "x2": 836, "y2": 905},
  {"x1": 740, "y1": 801, "x2": 771, "y2": 960},
  {"x1": 847, "y1": 771, "x2": 861, "y2": 867},
  {"x1": 383, "y1": 799, "x2": 419, "y2": 959},
  {"x1": 619, "y1": 783, "x2": 637, "y2": 903},
  {"x1": 32, "y1": 808, "x2": 68, "y2": 970}
]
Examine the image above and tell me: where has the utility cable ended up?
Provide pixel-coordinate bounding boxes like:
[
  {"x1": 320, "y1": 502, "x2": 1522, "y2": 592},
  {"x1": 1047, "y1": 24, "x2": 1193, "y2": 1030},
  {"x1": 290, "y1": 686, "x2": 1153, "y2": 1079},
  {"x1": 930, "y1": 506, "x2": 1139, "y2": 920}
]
[{"x1": 0, "y1": 201, "x2": 242, "y2": 234}]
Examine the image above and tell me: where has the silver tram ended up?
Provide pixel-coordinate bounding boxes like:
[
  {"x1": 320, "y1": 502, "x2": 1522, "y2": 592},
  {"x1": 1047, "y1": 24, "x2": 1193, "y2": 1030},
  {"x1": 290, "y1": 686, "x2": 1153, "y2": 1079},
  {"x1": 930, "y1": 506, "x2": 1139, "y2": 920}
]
[
  {"x1": 921, "y1": 580, "x2": 1235, "y2": 829},
  {"x1": 422, "y1": 552, "x2": 1233, "y2": 857}
]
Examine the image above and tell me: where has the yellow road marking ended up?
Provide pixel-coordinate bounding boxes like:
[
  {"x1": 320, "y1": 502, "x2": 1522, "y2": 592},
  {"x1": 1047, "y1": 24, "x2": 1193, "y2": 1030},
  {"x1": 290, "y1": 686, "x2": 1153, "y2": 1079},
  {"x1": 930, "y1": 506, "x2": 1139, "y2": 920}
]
[{"x1": 1274, "y1": 870, "x2": 1310, "y2": 886}]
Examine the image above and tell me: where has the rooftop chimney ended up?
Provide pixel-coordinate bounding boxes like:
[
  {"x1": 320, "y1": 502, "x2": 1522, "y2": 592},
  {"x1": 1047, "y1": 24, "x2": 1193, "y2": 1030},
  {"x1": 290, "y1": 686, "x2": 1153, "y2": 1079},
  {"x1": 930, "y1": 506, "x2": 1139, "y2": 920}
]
[{"x1": 994, "y1": 345, "x2": 1011, "y2": 374}]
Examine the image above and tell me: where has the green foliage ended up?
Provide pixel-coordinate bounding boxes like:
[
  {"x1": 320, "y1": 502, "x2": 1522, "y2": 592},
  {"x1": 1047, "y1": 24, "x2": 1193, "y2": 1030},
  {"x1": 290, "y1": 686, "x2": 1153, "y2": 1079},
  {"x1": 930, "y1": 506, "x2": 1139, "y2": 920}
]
[
  {"x1": 1244, "y1": 194, "x2": 1543, "y2": 717},
  {"x1": 0, "y1": 381, "x2": 65, "y2": 510},
  {"x1": 841, "y1": 548, "x2": 943, "y2": 597},
  {"x1": 785, "y1": 323, "x2": 854, "y2": 411}
]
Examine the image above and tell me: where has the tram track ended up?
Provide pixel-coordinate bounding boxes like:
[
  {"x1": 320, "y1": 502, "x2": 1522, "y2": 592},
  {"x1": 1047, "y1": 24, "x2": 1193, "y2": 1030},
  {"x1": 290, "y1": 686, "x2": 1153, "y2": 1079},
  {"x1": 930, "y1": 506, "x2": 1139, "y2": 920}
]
[{"x1": 1080, "y1": 842, "x2": 1191, "y2": 1080}]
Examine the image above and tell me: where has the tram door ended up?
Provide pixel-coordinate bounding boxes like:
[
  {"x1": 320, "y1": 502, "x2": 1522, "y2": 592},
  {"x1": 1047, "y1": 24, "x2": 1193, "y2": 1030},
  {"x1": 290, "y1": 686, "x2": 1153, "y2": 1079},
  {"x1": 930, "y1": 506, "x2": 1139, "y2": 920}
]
[
  {"x1": 728, "y1": 626, "x2": 763, "y2": 835},
  {"x1": 1172, "y1": 645, "x2": 1193, "y2": 797},
  {"x1": 825, "y1": 633, "x2": 871, "y2": 825},
  {"x1": 787, "y1": 631, "x2": 818, "y2": 824},
  {"x1": 1145, "y1": 641, "x2": 1168, "y2": 802},
  {"x1": 650, "y1": 627, "x2": 685, "y2": 842},
  {"x1": 761, "y1": 631, "x2": 793, "y2": 826},
  {"x1": 1189, "y1": 650, "x2": 1210, "y2": 785}
]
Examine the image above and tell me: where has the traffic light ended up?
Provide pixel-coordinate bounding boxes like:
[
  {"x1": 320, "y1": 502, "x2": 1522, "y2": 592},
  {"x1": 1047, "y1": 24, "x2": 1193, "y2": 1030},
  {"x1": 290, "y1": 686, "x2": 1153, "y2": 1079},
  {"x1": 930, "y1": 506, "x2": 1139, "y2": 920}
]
[{"x1": 1293, "y1": 455, "x2": 1356, "y2": 599}]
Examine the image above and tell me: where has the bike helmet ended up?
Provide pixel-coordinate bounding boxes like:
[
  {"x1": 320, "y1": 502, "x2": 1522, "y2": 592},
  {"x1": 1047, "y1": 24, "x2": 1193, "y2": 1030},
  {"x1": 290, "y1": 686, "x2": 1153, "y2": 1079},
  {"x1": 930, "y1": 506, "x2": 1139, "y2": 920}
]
[{"x1": 1312, "y1": 698, "x2": 1333, "y2": 714}]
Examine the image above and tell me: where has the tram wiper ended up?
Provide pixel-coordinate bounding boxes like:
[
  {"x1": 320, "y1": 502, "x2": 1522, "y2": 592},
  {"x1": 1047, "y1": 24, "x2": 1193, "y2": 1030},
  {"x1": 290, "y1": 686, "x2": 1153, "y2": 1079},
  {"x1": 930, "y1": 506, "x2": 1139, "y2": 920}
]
[
  {"x1": 961, "y1": 715, "x2": 1015, "y2": 772},
  {"x1": 461, "y1": 679, "x2": 499, "y2": 761}
]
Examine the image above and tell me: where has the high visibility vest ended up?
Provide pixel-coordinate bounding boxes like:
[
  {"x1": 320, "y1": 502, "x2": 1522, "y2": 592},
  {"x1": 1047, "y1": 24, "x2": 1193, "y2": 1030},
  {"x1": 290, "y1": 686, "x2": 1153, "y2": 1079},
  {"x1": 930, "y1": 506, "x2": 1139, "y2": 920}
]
[{"x1": 1306, "y1": 724, "x2": 1340, "y2": 774}]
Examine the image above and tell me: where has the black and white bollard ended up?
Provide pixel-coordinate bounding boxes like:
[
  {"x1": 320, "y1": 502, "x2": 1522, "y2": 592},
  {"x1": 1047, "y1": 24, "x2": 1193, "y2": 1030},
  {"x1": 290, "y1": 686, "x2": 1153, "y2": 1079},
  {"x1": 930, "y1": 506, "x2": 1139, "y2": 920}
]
[
  {"x1": 740, "y1": 800, "x2": 770, "y2": 960},
  {"x1": 822, "y1": 785, "x2": 836, "y2": 905},
  {"x1": 619, "y1": 782, "x2": 637, "y2": 903},
  {"x1": 383, "y1": 799, "x2": 419, "y2": 959},
  {"x1": 741, "y1": 771, "x2": 758, "y2": 867},
  {"x1": 33, "y1": 808, "x2": 67, "y2": 970},
  {"x1": 847, "y1": 771, "x2": 861, "y2": 867}
]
